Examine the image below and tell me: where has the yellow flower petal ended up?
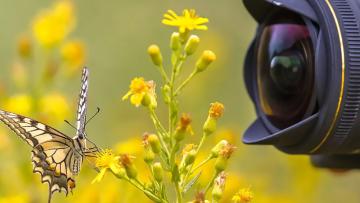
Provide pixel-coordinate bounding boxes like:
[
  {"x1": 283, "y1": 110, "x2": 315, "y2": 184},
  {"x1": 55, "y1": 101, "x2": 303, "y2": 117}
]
[
  {"x1": 130, "y1": 93, "x2": 144, "y2": 107},
  {"x1": 92, "y1": 168, "x2": 107, "y2": 184}
]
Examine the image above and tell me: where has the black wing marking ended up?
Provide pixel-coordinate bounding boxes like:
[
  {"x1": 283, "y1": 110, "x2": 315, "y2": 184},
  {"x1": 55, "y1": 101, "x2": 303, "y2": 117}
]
[
  {"x1": 76, "y1": 67, "x2": 89, "y2": 139},
  {"x1": 0, "y1": 109, "x2": 79, "y2": 202}
]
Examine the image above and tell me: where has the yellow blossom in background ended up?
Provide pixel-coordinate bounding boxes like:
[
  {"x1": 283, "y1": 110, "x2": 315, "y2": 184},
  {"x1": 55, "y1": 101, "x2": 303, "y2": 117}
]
[
  {"x1": 11, "y1": 62, "x2": 28, "y2": 89},
  {"x1": 39, "y1": 92, "x2": 70, "y2": 125},
  {"x1": 61, "y1": 40, "x2": 86, "y2": 71},
  {"x1": 17, "y1": 35, "x2": 32, "y2": 58},
  {"x1": 122, "y1": 77, "x2": 156, "y2": 107},
  {"x1": 32, "y1": 0, "x2": 75, "y2": 48},
  {"x1": 0, "y1": 193, "x2": 30, "y2": 203},
  {"x1": 3, "y1": 94, "x2": 33, "y2": 116},
  {"x1": 232, "y1": 187, "x2": 254, "y2": 203},
  {"x1": 93, "y1": 149, "x2": 123, "y2": 183},
  {"x1": 162, "y1": 9, "x2": 209, "y2": 33}
]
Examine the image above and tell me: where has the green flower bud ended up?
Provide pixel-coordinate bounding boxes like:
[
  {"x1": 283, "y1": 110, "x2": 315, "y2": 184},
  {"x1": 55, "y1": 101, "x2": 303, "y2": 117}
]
[
  {"x1": 211, "y1": 140, "x2": 228, "y2": 158},
  {"x1": 196, "y1": 50, "x2": 216, "y2": 72},
  {"x1": 185, "y1": 35, "x2": 200, "y2": 56},
  {"x1": 212, "y1": 172, "x2": 226, "y2": 201},
  {"x1": 153, "y1": 162, "x2": 163, "y2": 182},
  {"x1": 212, "y1": 185, "x2": 223, "y2": 201},
  {"x1": 113, "y1": 167, "x2": 127, "y2": 179},
  {"x1": 125, "y1": 164, "x2": 138, "y2": 179},
  {"x1": 184, "y1": 149, "x2": 197, "y2": 166},
  {"x1": 148, "y1": 134, "x2": 161, "y2": 154},
  {"x1": 148, "y1": 44, "x2": 163, "y2": 66},
  {"x1": 144, "y1": 147, "x2": 155, "y2": 164},
  {"x1": 120, "y1": 154, "x2": 138, "y2": 179},
  {"x1": 215, "y1": 156, "x2": 227, "y2": 173},
  {"x1": 170, "y1": 32, "x2": 181, "y2": 51},
  {"x1": 203, "y1": 116, "x2": 217, "y2": 136}
]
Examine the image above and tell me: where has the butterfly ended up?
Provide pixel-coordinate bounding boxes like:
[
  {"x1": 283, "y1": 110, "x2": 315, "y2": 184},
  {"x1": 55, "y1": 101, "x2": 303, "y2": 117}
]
[{"x1": 0, "y1": 67, "x2": 100, "y2": 203}]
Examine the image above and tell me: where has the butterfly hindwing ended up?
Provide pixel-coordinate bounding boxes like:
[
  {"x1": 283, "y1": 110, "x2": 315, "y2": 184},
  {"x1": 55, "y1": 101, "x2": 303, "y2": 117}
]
[{"x1": 0, "y1": 110, "x2": 80, "y2": 197}]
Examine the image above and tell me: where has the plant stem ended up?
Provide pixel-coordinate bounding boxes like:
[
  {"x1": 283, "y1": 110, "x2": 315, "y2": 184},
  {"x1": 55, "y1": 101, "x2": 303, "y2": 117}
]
[
  {"x1": 204, "y1": 172, "x2": 218, "y2": 196},
  {"x1": 175, "y1": 69, "x2": 198, "y2": 96},
  {"x1": 190, "y1": 156, "x2": 212, "y2": 173},
  {"x1": 127, "y1": 178, "x2": 167, "y2": 203},
  {"x1": 158, "y1": 64, "x2": 170, "y2": 83},
  {"x1": 175, "y1": 182, "x2": 182, "y2": 203},
  {"x1": 149, "y1": 110, "x2": 171, "y2": 158}
]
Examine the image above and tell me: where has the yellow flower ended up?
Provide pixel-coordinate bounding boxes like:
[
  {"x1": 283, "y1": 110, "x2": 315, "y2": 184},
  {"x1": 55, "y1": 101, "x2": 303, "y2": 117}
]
[
  {"x1": 122, "y1": 77, "x2": 157, "y2": 107},
  {"x1": 39, "y1": 92, "x2": 70, "y2": 125},
  {"x1": 209, "y1": 102, "x2": 224, "y2": 119},
  {"x1": 0, "y1": 193, "x2": 30, "y2": 203},
  {"x1": 232, "y1": 187, "x2": 254, "y2": 203},
  {"x1": 162, "y1": 9, "x2": 209, "y2": 33},
  {"x1": 32, "y1": 1, "x2": 75, "y2": 48},
  {"x1": 17, "y1": 35, "x2": 32, "y2": 58},
  {"x1": 4, "y1": 94, "x2": 33, "y2": 116},
  {"x1": 61, "y1": 40, "x2": 86, "y2": 69},
  {"x1": 92, "y1": 149, "x2": 123, "y2": 183}
]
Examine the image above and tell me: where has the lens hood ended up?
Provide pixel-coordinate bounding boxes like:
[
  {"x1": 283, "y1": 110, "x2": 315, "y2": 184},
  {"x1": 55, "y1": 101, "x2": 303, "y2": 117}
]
[{"x1": 243, "y1": 0, "x2": 360, "y2": 168}]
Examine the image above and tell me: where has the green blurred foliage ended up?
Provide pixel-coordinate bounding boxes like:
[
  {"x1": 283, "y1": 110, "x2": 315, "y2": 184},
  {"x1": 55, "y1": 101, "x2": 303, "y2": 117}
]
[{"x1": 0, "y1": 0, "x2": 360, "y2": 203}]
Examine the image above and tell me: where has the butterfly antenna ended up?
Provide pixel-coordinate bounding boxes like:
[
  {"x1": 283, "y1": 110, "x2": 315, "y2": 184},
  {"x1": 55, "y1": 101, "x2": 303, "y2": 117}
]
[
  {"x1": 85, "y1": 107, "x2": 101, "y2": 126},
  {"x1": 64, "y1": 120, "x2": 77, "y2": 130}
]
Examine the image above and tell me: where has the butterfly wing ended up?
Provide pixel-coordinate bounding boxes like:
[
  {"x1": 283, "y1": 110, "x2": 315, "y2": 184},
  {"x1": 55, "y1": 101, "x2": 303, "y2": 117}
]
[
  {"x1": 76, "y1": 67, "x2": 89, "y2": 139},
  {"x1": 0, "y1": 110, "x2": 80, "y2": 197}
]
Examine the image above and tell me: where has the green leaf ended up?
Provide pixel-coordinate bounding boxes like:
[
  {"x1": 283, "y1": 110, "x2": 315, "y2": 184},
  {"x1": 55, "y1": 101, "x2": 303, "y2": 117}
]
[
  {"x1": 172, "y1": 164, "x2": 180, "y2": 183},
  {"x1": 183, "y1": 172, "x2": 202, "y2": 193}
]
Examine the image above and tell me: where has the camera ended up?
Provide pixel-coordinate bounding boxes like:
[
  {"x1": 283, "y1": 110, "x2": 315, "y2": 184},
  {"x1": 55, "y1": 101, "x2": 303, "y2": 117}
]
[{"x1": 243, "y1": 0, "x2": 360, "y2": 168}]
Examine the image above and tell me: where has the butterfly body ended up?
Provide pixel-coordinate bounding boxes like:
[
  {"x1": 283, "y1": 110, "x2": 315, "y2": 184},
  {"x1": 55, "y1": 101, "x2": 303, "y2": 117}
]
[{"x1": 0, "y1": 67, "x2": 99, "y2": 202}]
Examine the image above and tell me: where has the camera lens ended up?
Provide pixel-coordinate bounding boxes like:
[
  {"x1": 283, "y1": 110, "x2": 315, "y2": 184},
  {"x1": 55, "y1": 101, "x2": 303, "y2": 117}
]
[{"x1": 256, "y1": 13, "x2": 315, "y2": 129}]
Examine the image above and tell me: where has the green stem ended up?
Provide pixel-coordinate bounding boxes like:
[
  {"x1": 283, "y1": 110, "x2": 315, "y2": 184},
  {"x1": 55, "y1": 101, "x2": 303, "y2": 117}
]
[
  {"x1": 204, "y1": 172, "x2": 219, "y2": 196},
  {"x1": 149, "y1": 110, "x2": 171, "y2": 158},
  {"x1": 175, "y1": 182, "x2": 182, "y2": 203},
  {"x1": 158, "y1": 64, "x2": 170, "y2": 83},
  {"x1": 174, "y1": 69, "x2": 198, "y2": 96},
  {"x1": 190, "y1": 156, "x2": 212, "y2": 173},
  {"x1": 181, "y1": 133, "x2": 207, "y2": 187},
  {"x1": 127, "y1": 178, "x2": 166, "y2": 203}
]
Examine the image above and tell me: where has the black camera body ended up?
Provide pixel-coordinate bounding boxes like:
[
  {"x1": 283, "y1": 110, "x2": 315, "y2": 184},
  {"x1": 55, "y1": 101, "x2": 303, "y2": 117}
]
[{"x1": 243, "y1": 0, "x2": 360, "y2": 168}]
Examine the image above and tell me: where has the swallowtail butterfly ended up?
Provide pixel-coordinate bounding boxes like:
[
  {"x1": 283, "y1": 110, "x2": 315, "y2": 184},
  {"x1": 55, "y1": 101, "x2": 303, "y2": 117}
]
[{"x1": 0, "y1": 67, "x2": 100, "y2": 202}]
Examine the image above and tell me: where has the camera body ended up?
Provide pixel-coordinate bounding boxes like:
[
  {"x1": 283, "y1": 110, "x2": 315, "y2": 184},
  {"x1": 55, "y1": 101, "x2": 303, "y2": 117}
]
[{"x1": 243, "y1": 0, "x2": 360, "y2": 168}]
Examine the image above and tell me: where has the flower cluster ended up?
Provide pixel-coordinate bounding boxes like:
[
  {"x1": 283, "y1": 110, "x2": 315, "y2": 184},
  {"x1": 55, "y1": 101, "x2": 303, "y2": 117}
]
[
  {"x1": 3, "y1": 1, "x2": 87, "y2": 126},
  {"x1": 93, "y1": 9, "x2": 253, "y2": 203}
]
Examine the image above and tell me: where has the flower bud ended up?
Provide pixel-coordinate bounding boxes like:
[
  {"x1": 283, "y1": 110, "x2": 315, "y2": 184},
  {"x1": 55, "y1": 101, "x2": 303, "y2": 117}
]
[
  {"x1": 153, "y1": 162, "x2": 163, "y2": 182},
  {"x1": 196, "y1": 50, "x2": 216, "y2": 72},
  {"x1": 174, "y1": 113, "x2": 192, "y2": 141},
  {"x1": 185, "y1": 35, "x2": 200, "y2": 56},
  {"x1": 211, "y1": 140, "x2": 229, "y2": 158},
  {"x1": 120, "y1": 154, "x2": 138, "y2": 179},
  {"x1": 212, "y1": 172, "x2": 226, "y2": 201},
  {"x1": 144, "y1": 147, "x2": 155, "y2": 164},
  {"x1": 214, "y1": 156, "x2": 227, "y2": 173},
  {"x1": 148, "y1": 44, "x2": 163, "y2": 66},
  {"x1": 203, "y1": 116, "x2": 217, "y2": 136},
  {"x1": 184, "y1": 149, "x2": 197, "y2": 166},
  {"x1": 148, "y1": 134, "x2": 161, "y2": 154},
  {"x1": 17, "y1": 35, "x2": 32, "y2": 58},
  {"x1": 113, "y1": 167, "x2": 127, "y2": 179},
  {"x1": 170, "y1": 32, "x2": 181, "y2": 51},
  {"x1": 209, "y1": 102, "x2": 224, "y2": 119}
]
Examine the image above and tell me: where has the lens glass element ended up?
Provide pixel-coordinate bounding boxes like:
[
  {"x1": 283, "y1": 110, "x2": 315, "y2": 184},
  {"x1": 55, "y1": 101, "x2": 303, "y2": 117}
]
[{"x1": 257, "y1": 14, "x2": 315, "y2": 129}]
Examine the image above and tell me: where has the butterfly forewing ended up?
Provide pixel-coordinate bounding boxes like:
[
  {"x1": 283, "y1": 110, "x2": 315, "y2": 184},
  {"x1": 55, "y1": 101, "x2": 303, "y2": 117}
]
[{"x1": 76, "y1": 67, "x2": 89, "y2": 139}]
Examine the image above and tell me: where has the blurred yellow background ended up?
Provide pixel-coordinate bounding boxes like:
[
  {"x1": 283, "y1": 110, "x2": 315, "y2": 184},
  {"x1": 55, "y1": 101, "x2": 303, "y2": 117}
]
[{"x1": 0, "y1": 0, "x2": 360, "y2": 203}]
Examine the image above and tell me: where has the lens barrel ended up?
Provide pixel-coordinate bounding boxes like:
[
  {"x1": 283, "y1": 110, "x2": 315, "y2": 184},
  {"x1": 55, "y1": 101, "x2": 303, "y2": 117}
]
[{"x1": 243, "y1": 0, "x2": 360, "y2": 168}]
